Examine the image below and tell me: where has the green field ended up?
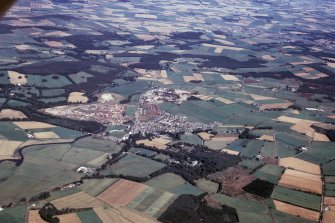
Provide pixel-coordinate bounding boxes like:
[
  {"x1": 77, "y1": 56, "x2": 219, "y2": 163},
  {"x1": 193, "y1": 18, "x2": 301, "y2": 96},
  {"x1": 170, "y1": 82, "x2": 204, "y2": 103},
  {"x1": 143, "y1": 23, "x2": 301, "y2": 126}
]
[
  {"x1": 261, "y1": 142, "x2": 297, "y2": 158},
  {"x1": 0, "y1": 205, "x2": 26, "y2": 223},
  {"x1": 145, "y1": 173, "x2": 186, "y2": 190},
  {"x1": 252, "y1": 164, "x2": 284, "y2": 184},
  {"x1": 79, "y1": 178, "x2": 119, "y2": 196},
  {"x1": 77, "y1": 209, "x2": 103, "y2": 223},
  {"x1": 239, "y1": 159, "x2": 264, "y2": 170},
  {"x1": 271, "y1": 186, "x2": 321, "y2": 211},
  {"x1": 240, "y1": 140, "x2": 264, "y2": 158},
  {"x1": 195, "y1": 178, "x2": 219, "y2": 194},
  {"x1": 179, "y1": 133, "x2": 203, "y2": 145},
  {"x1": 102, "y1": 153, "x2": 166, "y2": 178}
]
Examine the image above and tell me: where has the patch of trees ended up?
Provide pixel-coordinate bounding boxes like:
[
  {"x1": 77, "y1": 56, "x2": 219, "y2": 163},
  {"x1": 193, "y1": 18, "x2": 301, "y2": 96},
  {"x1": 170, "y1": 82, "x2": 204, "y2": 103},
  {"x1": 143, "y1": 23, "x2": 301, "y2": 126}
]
[
  {"x1": 29, "y1": 191, "x2": 50, "y2": 202},
  {"x1": 158, "y1": 194, "x2": 238, "y2": 223},
  {"x1": 242, "y1": 179, "x2": 275, "y2": 198},
  {"x1": 39, "y1": 203, "x2": 60, "y2": 223},
  {"x1": 238, "y1": 128, "x2": 258, "y2": 139}
]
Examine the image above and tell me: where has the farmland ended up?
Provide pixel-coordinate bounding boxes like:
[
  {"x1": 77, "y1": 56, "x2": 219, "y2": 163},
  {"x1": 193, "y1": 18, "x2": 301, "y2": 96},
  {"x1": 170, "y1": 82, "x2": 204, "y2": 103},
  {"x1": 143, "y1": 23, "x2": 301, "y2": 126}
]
[{"x1": 0, "y1": 0, "x2": 334, "y2": 222}]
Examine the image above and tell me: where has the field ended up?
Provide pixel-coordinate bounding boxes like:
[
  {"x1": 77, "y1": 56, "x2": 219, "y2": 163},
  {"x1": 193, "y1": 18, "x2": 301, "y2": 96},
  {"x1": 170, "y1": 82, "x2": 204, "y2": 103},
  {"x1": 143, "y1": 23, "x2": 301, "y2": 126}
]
[
  {"x1": 33, "y1": 131, "x2": 60, "y2": 139},
  {"x1": 93, "y1": 206, "x2": 159, "y2": 223},
  {"x1": 28, "y1": 210, "x2": 47, "y2": 223},
  {"x1": 13, "y1": 121, "x2": 56, "y2": 129},
  {"x1": 279, "y1": 169, "x2": 322, "y2": 194},
  {"x1": 0, "y1": 139, "x2": 23, "y2": 160},
  {"x1": 238, "y1": 159, "x2": 264, "y2": 170},
  {"x1": 240, "y1": 140, "x2": 264, "y2": 158},
  {"x1": 103, "y1": 153, "x2": 165, "y2": 177},
  {"x1": 79, "y1": 178, "x2": 119, "y2": 196},
  {"x1": 0, "y1": 205, "x2": 26, "y2": 223},
  {"x1": 56, "y1": 213, "x2": 82, "y2": 223},
  {"x1": 252, "y1": 164, "x2": 284, "y2": 184},
  {"x1": 279, "y1": 157, "x2": 321, "y2": 175},
  {"x1": 68, "y1": 92, "x2": 89, "y2": 103},
  {"x1": 0, "y1": 109, "x2": 27, "y2": 120},
  {"x1": 136, "y1": 138, "x2": 171, "y2": 150},
  {"x1": 127, "y1": 187, "x2": 178, "y2": 217},
  {"x1": 8, "y1": 71, "x2": 27, "y2": 85},
  {"x1": 271, "y1": 186, "x2": 321, "y2": 211},
  {"x1": 97, "y1": 179, "x2": 147, "y2": 206},
  {"x1": 77, "y1": 209, "x2": 103, "y2": 223},
  {"x1": 51, "y1": 191, "x2": 105, "y2": 209},
  {"x1": 179, "y1": 133, "x2": 203, "y2": 145},
  {"x1": 195, "y1": 178, "x2": 219, "y2": 194},
  {"x1": 273, "y1": 200, "x2": 320, "y2": 221},
  {"x1": 145, "y1": 173, "x2": 186, "y2": 190},
  {"x1": 261, "y1": 142, "x2": 296, "y2": 158}
]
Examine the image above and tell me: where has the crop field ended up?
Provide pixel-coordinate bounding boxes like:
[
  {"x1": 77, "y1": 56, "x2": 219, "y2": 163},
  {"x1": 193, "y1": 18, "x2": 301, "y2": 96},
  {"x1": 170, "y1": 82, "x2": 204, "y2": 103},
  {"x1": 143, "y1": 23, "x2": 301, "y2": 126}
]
[
  {"x1": 271, "y1": 186, "x2": 321, "y2": 211},
  {"x1": 128, "y1": 187, "x2": 178, "y2": 217},
  {"x1": 56, "y1": 213, "x2": 82, "y2": 223},
  {"x1": 275, "y1": 132, "x2": 310, "y2": 148},
  {"x1": 28, "y1": 210, "x2": 47, "y2": 223},
  {"x1": 300, "y1": 142, "x2": 335, "y2": 163},
  {"x1": 93, "y1": 206, "x2": 159, "y2": 223},
  {"x1": 97, "y1": 179, "x2": 147, "y2": 206},
  {"x1": 168, "y1": 182, "x2": 204, "y2": 196},
  {"x1": 252, "y1": 164, "x2": 284, "y2": 184},
  {"x1": 0, "y1": 205, "x2": 26, "y2": 223},
  {"x1": 273, "y1": 200, "x2": 320, "y2": 221},
  {"x1": 72, "y1": 136, "x2": 123, "y2": 153},
  {"x1": 195, "y1": 178, "x2": 219, "y2": 194},
  {"x1": 238, "y1": 159, "x2": 264, "y2": 170},
  {"x1": 279, "y1": 169, "x2": 322, "y2": 194},
  {"x1": 33, "y1": 131, "x2": 60, "y2": 139},
  {"x1": 145, "y1": 173, "x2": 186, "y2": 190},
  {"x1": 51, "y1": 191, "x2": 105, "y2": 209},
  {"x1": 0, "y1": 141, "x2": 108, "y2": 204},
  {"x1": 136, "y1": 138, "x2": 171, "y2": 150},
  {"x1": 102, "y1": 153, "x2": 166, "y2": 178},
  {"x1": 69, "y1": 72, "x2": 94, "y2": 84},
  {"x1": 77, "y1": 209, "x2": 103, "y2": 223},
  {"x1": 279, "y1": 157, "x2": 321, "y2": 175},
  {"x1": 240, "y1": 140, "x2": 264, "y2": 158},
  {"x1": 68, "y1": 92, "x2": 89, "y2": 103},
  {"x1": 13, "y1": 121, "x2": 56, "y2": 130},
  {"x1": 179, "y1": 133, "x2": 203, "y2": 145},
  {"x1": 0, "y1": 139, "x2": 23, "y2": 160},
  {"x1": 261, "y1": 142, "x2": 296, "y2": 158},
  {"x1": 0, "y1": 109, "x2": 27, "y2": 120},
  {"x1": 79, "y1": 178, "x2": 119, "y2": 197}
]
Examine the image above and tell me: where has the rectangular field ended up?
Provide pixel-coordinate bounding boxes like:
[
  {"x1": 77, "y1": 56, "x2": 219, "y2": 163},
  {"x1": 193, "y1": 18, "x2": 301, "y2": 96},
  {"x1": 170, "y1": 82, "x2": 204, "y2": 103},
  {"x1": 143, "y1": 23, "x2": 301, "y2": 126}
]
[
  {"x1": 279, "y1": 157, "x2": 321, "y2": 175},
  {"x1": 51, "y1": 191, "x2": 105, "y2": 209},
  {"x1": 271, "y1": 186, "x2": 321, "y2": 211},
  {"x1": 273, "y1": 200, "x2": 320, "y2": 221},
  {"x1": 279, "y1": 169, "x2": 322, "y2": 194},
  {"x1": 97, "y1": 179, "x2": 147, "y2": 206}
]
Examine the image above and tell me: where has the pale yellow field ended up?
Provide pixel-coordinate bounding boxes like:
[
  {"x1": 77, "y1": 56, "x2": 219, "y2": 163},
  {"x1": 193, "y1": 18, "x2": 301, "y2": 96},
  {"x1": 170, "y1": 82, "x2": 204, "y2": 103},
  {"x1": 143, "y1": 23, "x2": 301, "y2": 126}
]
[
  {"x1": 183, "y1": 73, "x2": 204, "y2": 82},
  {"x1": 279, "y1": 157, "x2": 321, "y2": 175},
  {"x1": 34, "y1": 132, "x2": 60, "y2": 139},
  {"x1": 279, "y1": 169, "x2": 322, "y2": 194},
  {"x1": 15, "y1": 44, "x2": 31, "y2": 51},
  {"x1": 274, "y1": 200, "x2": 320, "y2": 221},
  {"x1": 0, "y1": 140, "x2": 23, "y2": 158},
  {"x1": 220, "y1": 74, "x2": 239, "y2": 81},
  {"x1": 56, "y1": 213, "x2": 82, "y2": 223},
  {"x1": 0, "y1": 109, "x2": 27, "y2": 119},
  {"x1": 215, "y1": 97, "x2": 235, "y2": 104},
  {"x1": 8, "y1": 71, "x2": 27, "y2": 85},
  {"x1": 197, "y1": 132, "x2": 214, "y2": 141},
  {"x1": 249, "y1": 94, "x2": 276, "y2": 101},
  {"x1": 290, "y1": 120, "x2": 318, "y2": 138},
  {"x1": 221, "y1": 149, "x2": 240, "y2": 156},
  {"x1": 51, "y1": 191, "x2": 105, "y2": 209},
  {"x1": 44, "y1": 41, "x2": 64, "y2": 48},
  {"x1": 68, "y1": 92, "x2": 89, "y2": 103},
  {"x1": 261, "y1": 55, "x2": 276, "y2": 61},
  {"x1": 313, "y1": 133, "x2": 330, "y2": 142},
  {"x1": 275, "y1": 115, "x2": 303, "y2": 124},
  {"x1": 94, "y1": 206, "x2": 160, "y2": 223},
  {"x1": 97, "y1": 179, "x2": 146, "y2": 206},
  {"x1": 28, "y1": 210, "x2": 48, "y2": 223},
  {"x1": 259, "y1": 135, "x2": 274, "y2": 142},
  {"x1": 136, "y1": 138, "x2": 171, "y2": 150},
  {"x1": 13, "y1": 121, "x2": 56, "y2": 129}
]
